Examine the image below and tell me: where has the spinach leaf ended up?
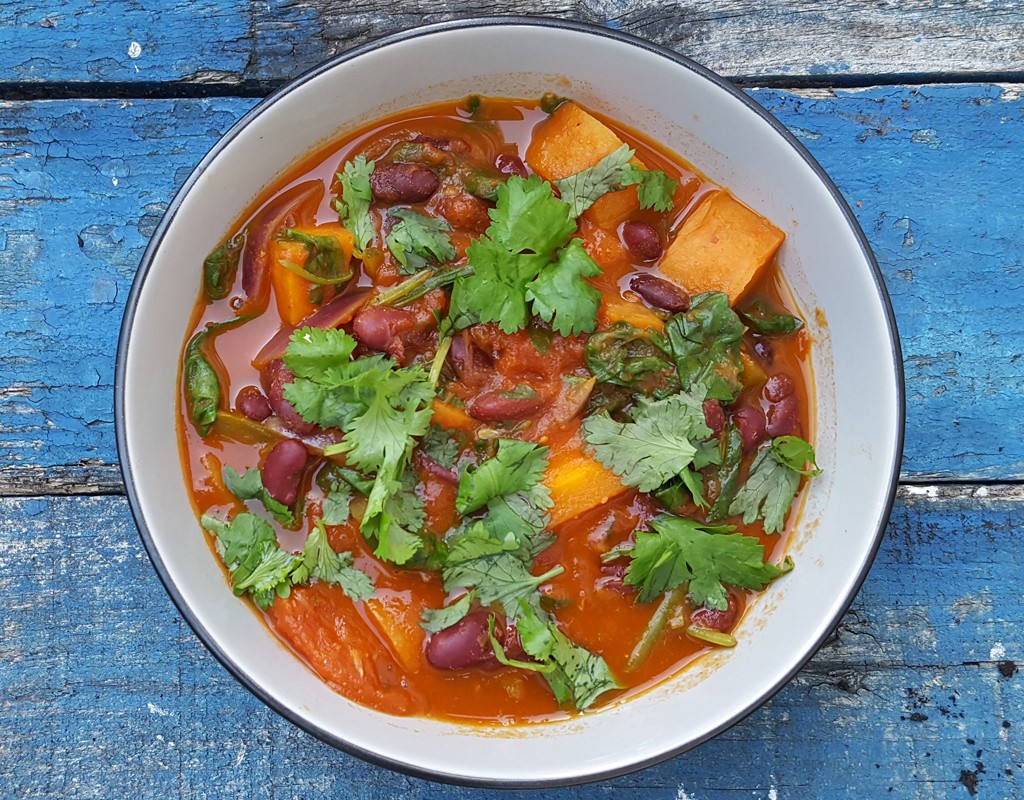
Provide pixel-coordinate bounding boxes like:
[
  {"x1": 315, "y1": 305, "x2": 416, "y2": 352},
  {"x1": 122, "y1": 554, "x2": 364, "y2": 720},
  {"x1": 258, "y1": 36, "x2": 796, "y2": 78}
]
[
  {"x1": 202, "y1": 236, "x2": 242, "y2": 301},
  {"x1": 584, "y1": 320, "x2": 679, "y2": 397},
  {"x1": 738, "y1": 300, "x2": 805, "y2": 336},
  {"x1": 665, "y1": 292, "x2": 745, "y2": 403}
]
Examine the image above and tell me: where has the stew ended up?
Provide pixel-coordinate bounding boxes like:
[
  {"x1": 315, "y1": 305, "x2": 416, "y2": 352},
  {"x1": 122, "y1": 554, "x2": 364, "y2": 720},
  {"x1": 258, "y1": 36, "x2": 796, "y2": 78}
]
[{"x1": 179, "y1": 95, "x2": 818, "y2": 722}]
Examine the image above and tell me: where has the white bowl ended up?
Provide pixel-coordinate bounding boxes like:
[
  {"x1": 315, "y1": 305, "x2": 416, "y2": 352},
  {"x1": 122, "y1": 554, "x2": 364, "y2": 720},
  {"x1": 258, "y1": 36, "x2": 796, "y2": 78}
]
[{"x1": 116, "y1": 18, "x2": 904, "y2": 787}]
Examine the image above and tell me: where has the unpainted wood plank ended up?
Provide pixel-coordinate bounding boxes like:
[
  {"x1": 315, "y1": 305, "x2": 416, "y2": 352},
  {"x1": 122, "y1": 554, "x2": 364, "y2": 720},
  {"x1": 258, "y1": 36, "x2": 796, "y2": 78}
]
[
  {"x1": 2, "y1": 1, "x2": 1024, "y2": 87},
  {"x1": 0, "y1": 494, "x2": 1020, "y2": 798},
  {"x1": 1, "y1": 85, "x2": 1022, "y2": 484}
]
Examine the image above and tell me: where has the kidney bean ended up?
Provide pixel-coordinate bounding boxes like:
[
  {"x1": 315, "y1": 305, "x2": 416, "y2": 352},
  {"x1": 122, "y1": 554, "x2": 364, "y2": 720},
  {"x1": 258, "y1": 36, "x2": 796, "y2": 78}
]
[
  {"x1": 236, "y1": 385, "x2": 272, "y2": 422},
  {"x1": 764, "y1": 373, "x2": 795, "y2": 402},
  {"x1": 621, "y1": 221, "x2": 663, "y2": 262},
  {"x1": 629, "y1": 273, "x2": 690, "y2": 313},
  {"x1": 370, "y1": 162, "x2": 439, "y2": 203},
  {"x1": 703, "y1": 399, "x2": 725, "y2": 437},
  {"x1": 352, "y1": 306, "x2": 418, "y2": 361},
  {"x1": 437, "y1": 191, "x2": 491, "y2": 233},
  {"x1": 766, "y1": 394, "x2": 801, "y2": 438},
  {"x1": 261, "y1": 438, "x2": 309, "y2": 507},
  {"x1": 262, "y1": 359, "x2": 319, "y2": 436},
  {"x1": 732, "y1": 404, "x2": 767, "y2": 454},
  {"x1": 467, "y1": 390, "x2": 546, "y2": 422},
  {"x1": 690, "y1": 590, "x2": 745, "y2": 633},
  {"x1": 752, "y1": 337, "x2": 774, "y2": 364},
  {"x1": 426, "y1": 609, "x2": 498, "y2": 670},
  {"x1": 495, "y1": 152, "x2": 528, "y2": 179}
]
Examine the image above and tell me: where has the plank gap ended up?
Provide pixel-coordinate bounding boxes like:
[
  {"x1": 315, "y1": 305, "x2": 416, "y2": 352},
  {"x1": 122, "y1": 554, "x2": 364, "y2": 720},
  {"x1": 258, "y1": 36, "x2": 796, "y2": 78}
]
[{"x1": 2, "y1": 72, "x2": 1023, "y2": 102}]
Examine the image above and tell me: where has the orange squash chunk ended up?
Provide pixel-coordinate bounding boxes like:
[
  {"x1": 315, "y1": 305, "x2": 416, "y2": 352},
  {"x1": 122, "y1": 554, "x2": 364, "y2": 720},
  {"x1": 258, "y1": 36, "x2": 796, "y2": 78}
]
[
  {"x1": 599, "y1": 298, "x2": 665, "y2": 333},
  {"x1": 526, "y1": 102, "x2": 645, "y2": 226},
  {"x1": 659, "y1": 191, "x2": 785, "y2": 304},
  {"x1": 546, "y1": 448, "x2": 629, "y2": 528},
  {"x1": 270, "y1": 223, "x2": 355, "y2": 325}
]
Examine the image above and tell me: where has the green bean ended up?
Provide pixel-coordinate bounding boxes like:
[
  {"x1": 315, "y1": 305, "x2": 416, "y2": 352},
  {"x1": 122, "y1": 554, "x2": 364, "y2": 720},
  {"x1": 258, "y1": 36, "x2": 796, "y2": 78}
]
[{"x1": 626, "y1": 585, "x2": 686, "y2": 671}]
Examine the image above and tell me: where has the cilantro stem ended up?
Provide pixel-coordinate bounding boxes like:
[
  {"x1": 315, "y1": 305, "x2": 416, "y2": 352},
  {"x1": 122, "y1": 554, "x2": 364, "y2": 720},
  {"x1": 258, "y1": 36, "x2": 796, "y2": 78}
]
[
  {"x1": 371, "y1": 265, "x2": 473, "y2": 308},
  {"x1": 487, "y1": 617, "x2": 554, "y2": 673},
  {"x1": 429, "y1": 336, "x2": 452, "y2": 388},
  {"x1": 627, "y1": 585, "x2": 686, "y2": 671}
]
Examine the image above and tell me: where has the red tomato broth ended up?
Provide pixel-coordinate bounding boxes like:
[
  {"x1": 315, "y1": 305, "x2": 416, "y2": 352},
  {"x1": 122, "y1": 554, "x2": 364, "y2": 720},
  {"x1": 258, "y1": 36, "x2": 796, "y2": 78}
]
[{"x1": 177, "y1": 95, "x2": 814, "y2": 724}]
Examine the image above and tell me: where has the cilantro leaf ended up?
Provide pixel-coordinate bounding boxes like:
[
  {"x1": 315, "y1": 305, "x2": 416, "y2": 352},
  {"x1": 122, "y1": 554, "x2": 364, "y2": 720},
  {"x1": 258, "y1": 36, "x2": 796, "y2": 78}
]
[
  {"x1": 320, "y1": 478, "x2": 353, "y2": 526},
  {"x1": 728, "y1": 442, "x2": 805, "y2": 534},
  {"x1": 419, "y1": 424, "x2": 460, "y2": 470},
  {"x1": 450, "y1": 238, "x2": 543, "y2": 333},
  {"x1": 515, "y1": 602, "x2": 621, "y2": 710},
  {"x1": 420, "y1": 592, "x2": 474, "y2": 633},
  {"x1": 525, "y1": 238, "x2": 602, "y2": 336},
  {"x1": 738, "y1": 300, "x2": 805, "y2": 336},
  {"x1": 456, "y1": 438, "x2": 550, "y2": 515},
  {"x1": 335, "y1": 156, "x2": 376, "y2": 253},
  {"x1": 385, "y1": 208, "x2": 456, "y2": 274},
  {"x1": 487, "y1": 174, "x2": 575, "y2": 256},
  {"x1": 293, "y1": 519, "x2": 375, "y2": 602},
  {"x1": 620, "y1": 164, "x2": 678, "y2": 212},
  {"x1": 442, "y1": 522, "x2": 563, "y2": 618},
  {"x1": 201, "y1": 512, "x2": 295, "y2": 610},
  {"x1": 582, "y1": 390, "x2": 718, "y2": 492},
  {"x1": 771, "y1": 435, "x2": 822, "y2": 476},
  {"x1": 201, "y1": 512, "x2": 374, "y2": 609},
  {"x1": 624, "y1": 514, "x2": 792, "y2": 607},
  {"x1": 665, "y1": 292, "x2": 746, "y2": 402},
  {"x1": 223, "y1": 466, "x2": 295, "y2": 525},
  {"x1": 553, "y1": 143, "x2": 634, "y2": 217}
]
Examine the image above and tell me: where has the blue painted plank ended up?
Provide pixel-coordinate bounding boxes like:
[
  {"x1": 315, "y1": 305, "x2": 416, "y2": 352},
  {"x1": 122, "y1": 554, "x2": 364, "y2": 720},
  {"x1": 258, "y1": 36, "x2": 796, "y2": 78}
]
[
  {"x1": 1, "y1": 493, "x2": 1020, "y2": 798},
  {"x1": 2, "y1": 2, "x2": 1023, "y2": 85},
  {"x1": 1, "y1": 85, "x2": 1023, "y2": 480}
]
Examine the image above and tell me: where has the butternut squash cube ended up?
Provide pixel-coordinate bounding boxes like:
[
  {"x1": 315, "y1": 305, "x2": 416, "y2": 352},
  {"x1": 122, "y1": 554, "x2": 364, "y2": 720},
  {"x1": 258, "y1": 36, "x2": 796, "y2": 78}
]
[
  {"x1": 659, "y1": 191, "x2": 785, "y2": 304},
  {"x1": 545, "y1": 448, "x2": 629, "y2": 528},
  {"x1": 526, "y1": 102, "x2": 645, "y2": 226}
]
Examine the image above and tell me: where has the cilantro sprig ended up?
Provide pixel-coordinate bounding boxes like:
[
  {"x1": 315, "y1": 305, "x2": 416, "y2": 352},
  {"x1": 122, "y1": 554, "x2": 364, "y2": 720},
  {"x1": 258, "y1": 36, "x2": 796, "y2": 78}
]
[
  {"x1": 499, "y1": 601, "x2": 621, "y2": 710},
  {"x1": 334, "y1": 156, "x2": 376, "y2": 254},
  {"x1": 201, "y1": 512, "x2": 374, "y2": 609},
  {"x1": 385, "y1": 208, "x2": 456, "y2": 273},
  {"x1": 582, "y1": 389, "x2": 719, "y2": 493},
  {"x1": 282, "y1": 326, "x2": 434, "y2": 564},
  {"x1": 223, "y1": 465, "x2": 294, "y2": 525},
  {"x1": 728, "y1": 436, "x2": 819, "y2": 534},
  {"x1": 553, "y1": 144, "x2": 678, "y2": 216},
  {"x1": 616, "y1": 514, "x2": 793, "y2": 608},
  {"x1": 447, "y1": 175, "x2": 603, "y2": 336}
]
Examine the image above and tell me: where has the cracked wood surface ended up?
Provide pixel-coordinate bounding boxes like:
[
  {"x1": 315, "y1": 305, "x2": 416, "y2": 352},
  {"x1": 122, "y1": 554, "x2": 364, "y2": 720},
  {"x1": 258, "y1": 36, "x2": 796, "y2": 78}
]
[
  {"x1": 1, "y1": 494, "x2": 1019, "y2": 798},
  {"x1": 2, "y1": 85, "x2": 1023, "y2": 490},
  {"x1": 1, "y1": 2, "x2": 1023, "y2": 87}
]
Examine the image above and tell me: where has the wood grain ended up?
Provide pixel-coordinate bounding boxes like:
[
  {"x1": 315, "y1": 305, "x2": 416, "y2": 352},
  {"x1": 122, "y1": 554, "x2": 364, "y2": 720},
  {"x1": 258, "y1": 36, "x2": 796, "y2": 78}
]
[
  {"x1": 1, "y1": 493, "x2": 1019, "y2": 797},
  {"x1": 2, "y1": 85, "x2": 1022, "y2": 487},
  {"x1": 2, "y1": 2, "x2": 1023, "y2": 88}
]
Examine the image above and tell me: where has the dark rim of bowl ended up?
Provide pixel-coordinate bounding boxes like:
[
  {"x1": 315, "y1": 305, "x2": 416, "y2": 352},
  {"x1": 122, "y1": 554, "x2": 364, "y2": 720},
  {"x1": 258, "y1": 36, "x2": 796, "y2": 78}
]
[{"x1": 115, "y1": 14, "x2": 906, "y2": 790}]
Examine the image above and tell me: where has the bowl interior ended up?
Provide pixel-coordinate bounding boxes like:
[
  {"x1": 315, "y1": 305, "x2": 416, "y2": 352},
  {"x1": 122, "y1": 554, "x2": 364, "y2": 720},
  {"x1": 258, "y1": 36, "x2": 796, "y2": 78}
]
[{"x1": 118, "y1": 20, "x2": 902, "y2": 786}]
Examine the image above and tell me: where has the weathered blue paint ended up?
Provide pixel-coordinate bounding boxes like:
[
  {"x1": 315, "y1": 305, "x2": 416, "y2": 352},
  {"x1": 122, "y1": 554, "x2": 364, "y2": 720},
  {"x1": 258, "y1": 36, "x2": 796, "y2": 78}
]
[
  {"x1": 0, "y1": 494, "x2": 1019, "y2": 797},
  {"x1": 753, "y1": 85, "x2": 1024, "y2": 480},
  {"x1": 3, "y1": 2, "x2": 1024, "y2": 85},
  {"x1": 2, "y1": 86, "x2": 1022, "y2": 480}
]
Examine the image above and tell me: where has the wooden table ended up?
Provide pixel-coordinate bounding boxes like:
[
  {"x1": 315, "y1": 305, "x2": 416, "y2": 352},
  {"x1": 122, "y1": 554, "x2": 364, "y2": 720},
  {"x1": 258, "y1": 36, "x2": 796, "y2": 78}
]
[{"x1": 2, "y1": 4, "x2": 1021, "y2": 797}]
